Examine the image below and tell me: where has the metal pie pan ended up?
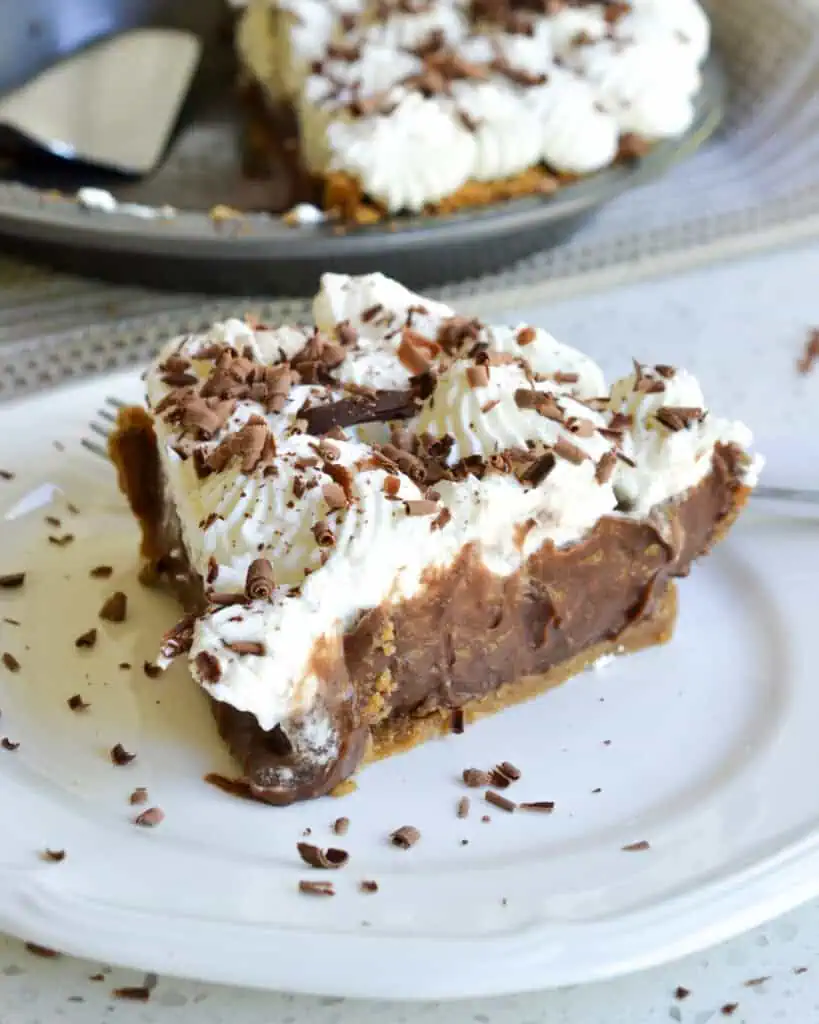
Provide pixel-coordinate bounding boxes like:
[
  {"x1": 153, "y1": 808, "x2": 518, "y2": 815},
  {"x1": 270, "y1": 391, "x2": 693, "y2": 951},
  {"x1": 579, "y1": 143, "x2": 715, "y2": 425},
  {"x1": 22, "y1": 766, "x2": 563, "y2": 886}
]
[{"x1": 0, "y1": 55, "x2": 725, "y2": 297}]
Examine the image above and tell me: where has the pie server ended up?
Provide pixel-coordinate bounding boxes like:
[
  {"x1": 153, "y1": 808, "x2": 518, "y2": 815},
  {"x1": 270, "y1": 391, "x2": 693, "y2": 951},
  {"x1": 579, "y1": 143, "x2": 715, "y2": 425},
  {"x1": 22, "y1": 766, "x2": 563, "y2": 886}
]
[{"x1": 0, "y1": 0, "x2": 224, "y2": 177}]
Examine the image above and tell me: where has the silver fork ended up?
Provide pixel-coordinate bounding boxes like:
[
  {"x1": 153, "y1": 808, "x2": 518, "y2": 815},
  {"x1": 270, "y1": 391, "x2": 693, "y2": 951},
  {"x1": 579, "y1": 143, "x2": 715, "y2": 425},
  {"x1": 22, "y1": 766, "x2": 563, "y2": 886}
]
[{"x1": 82, "y1": 396, "x2": 819, "y2": 507}]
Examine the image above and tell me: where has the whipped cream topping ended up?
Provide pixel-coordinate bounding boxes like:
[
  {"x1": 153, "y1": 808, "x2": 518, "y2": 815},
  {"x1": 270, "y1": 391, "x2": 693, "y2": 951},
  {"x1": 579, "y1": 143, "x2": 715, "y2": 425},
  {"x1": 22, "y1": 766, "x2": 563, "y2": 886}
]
[
  {"x1": 237, "y1": 0, "x2": 710, "y2": 212},
  {"x1": 145, "y1": 272, "x2": 759, "y2": 743}
]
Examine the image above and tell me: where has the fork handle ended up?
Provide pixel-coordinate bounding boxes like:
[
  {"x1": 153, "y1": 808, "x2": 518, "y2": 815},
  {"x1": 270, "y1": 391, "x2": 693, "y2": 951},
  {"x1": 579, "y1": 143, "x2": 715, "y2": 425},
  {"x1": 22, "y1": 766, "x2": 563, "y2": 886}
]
[{"x1": 753, "y1": 484, "x2": 819, "y2": 505}]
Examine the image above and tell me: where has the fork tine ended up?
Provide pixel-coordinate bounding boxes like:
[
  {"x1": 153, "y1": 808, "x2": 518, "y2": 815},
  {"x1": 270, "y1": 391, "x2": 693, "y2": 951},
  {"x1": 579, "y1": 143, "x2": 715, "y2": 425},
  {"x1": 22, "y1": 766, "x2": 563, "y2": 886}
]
[
  {"x1": 97, "y1": 408, "x2": 118, "y2": 424},
  {"x1": 106, "y1": 396, "x2": 125, "y2": 409},
  {"x1": 81, "y1": 438, "x2": 109, "y2": 460},
  {"x1": 90, "y1": 421, "x2": 111, "y2": 440}
]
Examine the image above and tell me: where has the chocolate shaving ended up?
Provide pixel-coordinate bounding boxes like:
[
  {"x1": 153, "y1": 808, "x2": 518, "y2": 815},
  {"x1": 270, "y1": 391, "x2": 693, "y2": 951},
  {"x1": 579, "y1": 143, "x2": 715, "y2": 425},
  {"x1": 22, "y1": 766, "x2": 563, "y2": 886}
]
[
  {"x1": 462, "y1": 768, "x2": 491, "y2": 787},
  {"x1": 359, "y1": 879, "x2": 379, "y2": 893},
  {"x1": 451, "y1": 707, "x2": 465, "y2": 734},
  {"x1": 143, "y1": 661, "x2": 162, "y2": 679},
  {"x1": 0, "y1": 572, "x2": 25, "y2": 589},
  {"x1": 48, "y1": 534, "x2": 74, "y2": 546},
  {"x1": 245, "y1": 558, "x2": 275, "y2": 600},
  {"x1": 405, "y1": 499, "x2": 438, "y2": 517},
  {"x1": 99, "y1": 591, "x2": 127, "y2": 623},
  {"x1": 2, "y1": 737, "x2": 19, "y2": 751},
  {"x1": 797, "y1": 328, "x2": 819, "y2": 375},
  {"x1": 654, "y1": 406, "x2": 704, "y2": 432},
  {"x1": 521, "y1": 452, "x2": 556, "y2": 487},
  {"x1": 397, "y1": 329, "x2": 434, "y2": 375},
  {"x1": 485, "y1": 790, "x2": 516, "y2": 812},
  {"x1": 301, "y1": 389, "x2": 417, "y2": 436},
  {"x1": 431, "y1": 507, "x2": 452, "y2": 531},
  {"x1": 457, "y1": 796, "x2": 470, "y2": 819},
  {"x1": 674, "y1": 986, "x2": 691, "y2": 1000},
  {"x1": 299, "y1": 880, "x2": 335, "y2": 896},
  {"x1": 496, "y1": 760, "x2": 521, "y2": 781},
  {"x1": 110, "y1": 743, "x2": 136, "y2": 766},
  {"x1": 390, "y1": 825, "x2": 421, "y2": 849},
  {"x1": 130, "y1": 787, "x2": 148, "y2": 805},
  {"x1": 621, "y1": 840, "x2": 651, "y2": 851},
  {"x1": 595, "y1": 451, "x2": 617, "y2": 484},
  {"x1": 0, "y1": 469, "x2": 14, "y2": 480},
  {"x1": 25, "y1": 943, "x2": 60, "y2": 958},
  {"x1": 466, "y1": 364, "x2": 490, "y2": 388},
  {"x1": 67, "y1": 694, "x2": 89, "y2": 711},
  {"x1": 516, "y1": 326, "x2": 537, "y2": 346},
  {"x1": 720, "y1": 1004, "x2": 739, "y2": 1017},
  {"x1": 323, "y1": 482, "x2": 348, "y2": 510},
  {"x1": 312, "y1": 520, "x2": 335, "y2": 547},
  {"x1": 75, "y1": 628, "x2": 97, "y2": 649},
  {"x1": 333, "y1": 817, "x2": 350, "y2": 836},
  {"x1": 89, "y1": 565, "x2": 113, "y2": 578},
  {"x1": 514, "y1": 389, "x2": 563, "y2": 423},
  {"x1": 554, "y1": 436, "x2": 589, "y2": 464},
  {"x1": 42, "y1": 849, "x2": 66, "y2": 862},
  {"x1": 134, "y1": 807, "x2": 165, "y2": 828},
  {"x1": 2, "y1": 652, "x2": 20, "y2": 673},
  {"x1": 520, "y1": 801, "x2": 555, "y2": 813},
  {"x1": 195, "y1": 651, "x2": 222, "y2": 682},
  {"x1": 112, "y1": 986, "x2": 153, "y2": 1003},
  {"x1": 225, "y1": 641, "x2": 266, "y2": 656},
  {"x1": 297, "y1": 842, "x2": 350, "y2": 869},
  {"x1": 159, "y1": 614, "x2": 196, "y2": 660}
]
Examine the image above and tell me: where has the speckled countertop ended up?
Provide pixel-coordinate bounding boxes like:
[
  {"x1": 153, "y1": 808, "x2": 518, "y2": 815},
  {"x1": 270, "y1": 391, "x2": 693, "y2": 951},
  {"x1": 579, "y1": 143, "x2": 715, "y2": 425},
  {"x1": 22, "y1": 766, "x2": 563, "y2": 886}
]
[{"x1": 3, "y1": 243, "x2": 819, "y2": 1022}]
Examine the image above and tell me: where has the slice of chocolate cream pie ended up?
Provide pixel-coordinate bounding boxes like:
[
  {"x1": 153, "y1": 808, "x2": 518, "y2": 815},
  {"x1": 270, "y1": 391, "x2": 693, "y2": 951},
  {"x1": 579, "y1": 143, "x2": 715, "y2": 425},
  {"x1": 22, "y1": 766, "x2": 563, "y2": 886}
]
[{"x1": 111, "y1": 273, "x2": 761, "y2": 804}]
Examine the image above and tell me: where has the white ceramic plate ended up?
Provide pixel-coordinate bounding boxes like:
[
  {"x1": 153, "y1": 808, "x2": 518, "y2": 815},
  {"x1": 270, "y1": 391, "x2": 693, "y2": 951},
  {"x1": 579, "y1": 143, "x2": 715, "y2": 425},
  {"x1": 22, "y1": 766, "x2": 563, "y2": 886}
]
[{"x1": 0, "y1": 371, "x2": 818, "y2": 1000}]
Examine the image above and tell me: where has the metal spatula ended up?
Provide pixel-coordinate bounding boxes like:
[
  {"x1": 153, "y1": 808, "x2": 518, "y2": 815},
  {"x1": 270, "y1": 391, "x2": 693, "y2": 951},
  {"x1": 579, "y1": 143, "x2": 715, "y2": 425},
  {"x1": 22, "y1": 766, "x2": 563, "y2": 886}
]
[{"x1": 0, "y1": 27, "x2": 203, "y2": 177}]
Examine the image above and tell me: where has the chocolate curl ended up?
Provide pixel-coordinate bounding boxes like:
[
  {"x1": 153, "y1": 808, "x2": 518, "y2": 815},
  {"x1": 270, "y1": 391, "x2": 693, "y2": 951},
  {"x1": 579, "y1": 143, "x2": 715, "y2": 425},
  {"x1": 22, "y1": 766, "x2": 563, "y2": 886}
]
[
  {"x1": 246, "y1": 558, "x2": 275, "y2": 601},
  {"x1": 312, "y1": 521, "x2": 335, "y2": 547},
  {"x1": 159, "y1": 614, "x2": 196, "y2": 660}
]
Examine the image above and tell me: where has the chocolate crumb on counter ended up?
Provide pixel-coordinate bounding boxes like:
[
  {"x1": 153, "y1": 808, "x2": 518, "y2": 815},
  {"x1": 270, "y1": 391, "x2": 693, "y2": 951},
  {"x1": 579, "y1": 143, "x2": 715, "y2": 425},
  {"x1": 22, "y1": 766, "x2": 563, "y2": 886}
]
[
  {"x1": 75, "y1": 628, "x2": 97, "y2": 649},
  {"x1": 797, "y1": 328, "x2": 819, "y2": 375},
  {"x1": 332, "y1": 816, "x2": 350, "y2": 836},
  {"x1": 390, "y1": 825, "x2": 421, "y2": 849},
  {"x1": 299, "y1": 879, "x2": 335, "y2": 896},
  {"x1": 456, "y1": 797, "x2": 470, "y2": 819},
  {"x1": 2, "y1": 737, "x2": 20, "y2": 751},
  {"x1": 297, "y1": 842, "x2": 350, "y2": 869},
  {"x1": 0, "y1": 572, "x2": 25, "y2": 589},
  {"x1": 621, "y1": 840, "x2": 651, "y2": 852},
  {"x1": 25, "y1": 943, "x2": 60, "y2": 958},
  {"x1": 41, "y1": 849, "x2": 66, "y2": 862},
  {"x1": 485, "y1": 790, "x2": 516, "y2": 813},
  {"x1": 462, "y1": 767, "x2": 491, "y2": 788},
  {"x1": 519, "y1": 801, "x2": 555, "y2": 813},
  {"x1": 359, "y1": 879, "x2": 379, "y2": 893},
  {"x1": 110, "y1": 743, "x2": 136, "y2": 766},
  {"x1": 67, "y1": 694, "x2": 90, "y2": 712},
  {"x1": 129, "y1": 787, "x2": 148, "y2": 805},
  {"x1": 134, "y1": 807, "x2": 164, "y2": 828},
  {"x1": 99, "y1": 591, "x2": 128, "y2": 623},
  {"x1": 89, "y1": 565, "x2": 113, "y2": 578},
  {"x1": 2, "y1": 652, "x2": 20, "y2": 673}
]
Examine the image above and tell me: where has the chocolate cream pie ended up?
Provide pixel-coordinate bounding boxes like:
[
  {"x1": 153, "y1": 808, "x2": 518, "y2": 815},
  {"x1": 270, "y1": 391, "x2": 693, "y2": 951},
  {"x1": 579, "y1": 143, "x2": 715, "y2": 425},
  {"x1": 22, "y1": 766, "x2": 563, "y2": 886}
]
[
  {"x1": 233, "y1": 0, "x2": 711, "y2": 221},
  {"x1": 111, "y1": 272, "x2": 761, "y2": 804}
]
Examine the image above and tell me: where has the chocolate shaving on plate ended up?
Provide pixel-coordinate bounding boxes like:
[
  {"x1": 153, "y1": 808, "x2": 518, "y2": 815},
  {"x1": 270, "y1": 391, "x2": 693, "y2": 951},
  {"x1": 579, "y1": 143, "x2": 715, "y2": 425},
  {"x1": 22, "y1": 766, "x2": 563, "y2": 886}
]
[
  {"x1": 41, "y1": 849, "x2": 66, "y2": 862},
  {"x1": 520, "y1": 801, "x2": 555, "y2": 813},
  {"x1": 359, "y1": 879, "x2": 379, "y2": 893},
  {"x1": 25, "y1": 943, "x2": 60, "y2": 958},
  {"x1": 622, "y1": 840, "x2": 651, "y2": 852},
  {"x1": 297, "y1": 842, "x2": 350, "y2": 869},
  {"x1": 110, "y1": 743, "x2": 136, "y2": 766},
  {"x1": 301, "y1": 389, "x2": 417, "y2": 436},
  {"x1": 75, "y1": 628, "x2": 97, "y2": 649},
  {"x1": 130, "y1": 787, "x2": 148, "y2": 805},
  {"x1": 0, "y1": 572, "x2": 25, "y2": 589},
  {"x1": 2, "y1": 737, "x2": 20, "y2": 751},
  {"x1": 134, "y1": 807, "x2": 165, "y2": 828},
  {"x1": 2, "y1": 652, "x2": 20, "y2": 673},
  {"x1": 89, "y1": 565, "x2": 113, "y2": 578},
  {"x1": 485, "y1": 790, "x2": 516, "y2": 812},
  {"x1": 390, "y1": 825, "x2": 421, "y2": 849},
  {"x1": 462, "y1": 768, "x2": 491, "y2": 787},
  {"x1": 299, "y1": 879, "x2": 335, "y2": 896},
  {"x1": 457, "y1": 797, "x2": 470, "y2": 819},
  {"x1": 67, "y1": 694, "x2": 89, "y2": 711},
  {"x1": 332, "y1": 816, "x2": 350, "y2": 836},
  {"x1": 99, "y1": 591, "x2": 127, "y2": 623},
  {"x1": 48, "y1": 534, "x2": 74, "y2": 547}
]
